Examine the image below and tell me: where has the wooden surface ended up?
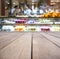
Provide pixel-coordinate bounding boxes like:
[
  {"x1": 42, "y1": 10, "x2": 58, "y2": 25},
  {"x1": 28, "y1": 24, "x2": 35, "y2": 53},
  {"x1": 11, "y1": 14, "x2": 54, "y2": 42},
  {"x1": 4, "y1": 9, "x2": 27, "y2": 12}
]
[{"x1": 0, "y1": 32, "x2": 60, "y2": 59}]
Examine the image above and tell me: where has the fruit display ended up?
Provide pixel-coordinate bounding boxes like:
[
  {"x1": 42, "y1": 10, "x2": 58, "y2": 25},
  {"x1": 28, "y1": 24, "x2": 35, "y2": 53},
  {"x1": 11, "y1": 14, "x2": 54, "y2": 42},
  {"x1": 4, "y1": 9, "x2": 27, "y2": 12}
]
[
  {"x1": 26, "y1": 26, "x2": 37, "y2": 31},
  {"x1": 14, "y1": 25, "x2": 26, "y2": 31},
  {"x1": 3, "y1": 19, "x2": 15, "y2": 24},
  {"x1": 15, "y1": 19, "x2": 26, "y2": 23},
  {"x1": 26, "y1": 19, "x2": 35, "y2": 24},
  {"x1": 41, "y1": 12, "x2": 60, "y2": 18},
  {"x1": 38, "y1": 18, "x2": 53, "y2": 24},
  {"x1": 40, "y1": 26, "x2": 51, "y2": 31},
  {"x1": 2, "y1": 25, "x2": 14, "y2": 31},
  {"x1": 51, "y1": 25, "x2": 60, "y2": 31}
]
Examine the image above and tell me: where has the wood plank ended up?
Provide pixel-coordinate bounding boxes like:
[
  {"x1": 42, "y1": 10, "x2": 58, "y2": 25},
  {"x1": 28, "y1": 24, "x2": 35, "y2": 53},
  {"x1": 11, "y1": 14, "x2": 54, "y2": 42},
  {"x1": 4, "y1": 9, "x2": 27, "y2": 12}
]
[
  {"x1": 0, "y1": 32, "x2": 60, "y2": 59},
  {"x1": 0, "y1": 32, "x2": 31, "y2": 59},
  {"x1": 33, "y1": 32, "x2": 60, "y2": 59}
]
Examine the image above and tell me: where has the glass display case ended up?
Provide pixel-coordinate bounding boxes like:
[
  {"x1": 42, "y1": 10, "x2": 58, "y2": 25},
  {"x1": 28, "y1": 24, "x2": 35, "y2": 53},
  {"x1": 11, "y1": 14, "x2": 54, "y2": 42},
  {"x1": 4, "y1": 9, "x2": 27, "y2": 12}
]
[{"x1": 0, "y1": 18, "x2": 60, "y2": 32}]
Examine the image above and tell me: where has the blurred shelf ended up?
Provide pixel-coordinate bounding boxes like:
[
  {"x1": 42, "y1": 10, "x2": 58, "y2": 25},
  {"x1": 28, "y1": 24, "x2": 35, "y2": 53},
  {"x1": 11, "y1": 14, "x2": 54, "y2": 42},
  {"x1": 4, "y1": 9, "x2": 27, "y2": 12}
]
[
  {"x1": 0, "y1": 23, "x2": 60, "y2": 25},
  {"x1": 0, "y1": 15, "x2": 60, "y2": 18}
]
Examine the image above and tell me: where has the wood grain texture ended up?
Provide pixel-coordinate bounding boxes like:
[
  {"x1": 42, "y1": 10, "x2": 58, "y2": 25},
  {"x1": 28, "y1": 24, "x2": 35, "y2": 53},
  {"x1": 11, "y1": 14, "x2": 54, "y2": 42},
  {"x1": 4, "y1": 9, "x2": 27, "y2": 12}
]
[{"x1": 0, "y1": 32, "x2": 60, "y2": 59}]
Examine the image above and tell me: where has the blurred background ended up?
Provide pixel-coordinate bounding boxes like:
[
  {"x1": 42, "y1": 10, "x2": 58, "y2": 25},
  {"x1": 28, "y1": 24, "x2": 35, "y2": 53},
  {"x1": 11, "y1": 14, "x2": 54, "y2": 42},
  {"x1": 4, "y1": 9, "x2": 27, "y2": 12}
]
[
  {"x1": 0, "y1": 0, "x2": 60, "y2": 17},
  {"x1": 0, "y1": 18, "x2": 60, "y2": 32}
]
